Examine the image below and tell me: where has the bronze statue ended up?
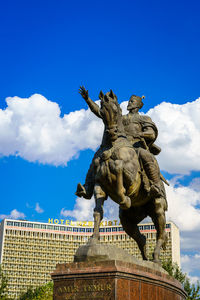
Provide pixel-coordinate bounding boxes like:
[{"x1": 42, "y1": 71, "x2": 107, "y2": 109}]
[{"x1": 76, "y1": 86, "x2": 168, "y2": 263}]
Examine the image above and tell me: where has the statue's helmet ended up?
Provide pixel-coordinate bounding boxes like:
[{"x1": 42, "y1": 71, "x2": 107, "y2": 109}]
[{"x1": 127, "y1": 95, "x2": 145, "y2": 111}]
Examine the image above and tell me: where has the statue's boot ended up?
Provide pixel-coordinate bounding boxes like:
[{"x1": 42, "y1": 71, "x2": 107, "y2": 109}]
[
  {"x1": 119, "y1": 196, "x2": 131, "y2": 210},
  {"x1": 143, "y1": 162, "x2": 163, "y2": 198},
  {"x1": 75, "y1": 183, "x2": 93, "y2": 199}
]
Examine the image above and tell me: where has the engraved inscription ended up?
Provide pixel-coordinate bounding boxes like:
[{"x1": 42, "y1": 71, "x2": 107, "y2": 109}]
[{"x1": 55, "y1": 283, "x2": 112, "y2": 297}]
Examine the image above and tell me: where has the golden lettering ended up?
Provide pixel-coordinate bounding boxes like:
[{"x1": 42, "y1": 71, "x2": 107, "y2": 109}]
[
  {"x1": 57, "y1": 287, "x2": 63, "y2": 294},
  {"x1": 48, "y1": 218, "x2": 121, "y2": 227},
  {"x1": 74, "y1": 286, "x2": 79, "y2": 292},
  {"x1": 93, "y1": 284, "x2": 98, "y2": 291},
  {"x1": 83, "y1": 285, "x2": 87, "y2": 292},
  {"x1": 87, "y1": 285, "x2": 93, "y2": 292},
  {"x1": 63, "y1": 286, "x2": 70, "y2": 292},
  {"x1": 106, "y1": 284, "x2": 112, "y2": 291},
  {"x1": 82, "y1": 284, "x2": 108, "y2": 292},
  {"x1": 57, "y1": 283, "x2": 112, "y2": 296}
]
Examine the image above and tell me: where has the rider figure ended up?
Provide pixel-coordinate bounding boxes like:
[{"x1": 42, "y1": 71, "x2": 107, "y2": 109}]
[
  {"x1": 76, "y1": 87, "x2": 163, "y2": 200},
  {"x1": 122, "y1": 95, "x2": 162, "y2": 198}
]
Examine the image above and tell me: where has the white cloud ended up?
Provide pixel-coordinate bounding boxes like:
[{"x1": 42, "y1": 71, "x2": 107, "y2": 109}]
[
  {"x1": 60, "y1": 196, "x2": 120, "y2": 222},
  {"x1": 60, "y1": 197, "x2": 95, "y2": 221},
  {"x1": 0, "y1": 94, "x2": 103, "y2": 165},
  {"x1": 64, "y1": 176, "x2": 200, "y2": 233},
  {"x1": 0, "y1": 209, "x2": 25, "y2": 220},
  {"x1": 166, "y1": 182, "x2": 200, "y2": 231},
  {"x1": 189, "y1": 177, "x2": 200, "y2": 192},
  {"x1": 61, "y1": 177, "x2": 200, "y2": 233},
  {"x1": 181, "y1": 254, "x2": 200, "y2": 282},
  {"x1": 103, "y1": 199, "x2": 119, "y2": 220},
  {"x1": 181, "y1": 230, "x2": 200, "y2": 252},
  {"x1": 35, "y1": 203, "x2": 44, "y2": 214},
  {"x1": 0, "y1": 94, "x2": 200, "y2": 174},
  {"x1": 147, "y1": 98, "x2": 200, "y2": 174}
]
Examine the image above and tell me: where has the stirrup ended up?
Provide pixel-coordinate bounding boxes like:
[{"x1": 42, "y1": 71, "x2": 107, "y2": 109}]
[{"x1": 149, "y1": 184, "x2": 162, "y2": 198}]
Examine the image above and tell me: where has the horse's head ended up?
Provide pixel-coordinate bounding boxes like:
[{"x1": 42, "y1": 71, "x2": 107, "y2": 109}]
[{"x1": 99, "y1": 90, "x2": 124, "y2": 141}]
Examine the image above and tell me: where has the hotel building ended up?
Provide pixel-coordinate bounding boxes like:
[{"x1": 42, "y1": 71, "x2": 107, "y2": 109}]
[{"x1": 0, "y1": 218, "x2": 180, "y2": 298}]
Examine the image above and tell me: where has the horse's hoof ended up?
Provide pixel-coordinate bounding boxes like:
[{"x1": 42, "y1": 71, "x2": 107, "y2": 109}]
[
  {"x1": 88, "y1": 236, "x2": 98, "y2": 245},
  {"x1": 152, "y1": 259, "x2": 161, "y2": 265},
  {"x1": 75, "y1": 183, "x2": 92, "y2": 199}
]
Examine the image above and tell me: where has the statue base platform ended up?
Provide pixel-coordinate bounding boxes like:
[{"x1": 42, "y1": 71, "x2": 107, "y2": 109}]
[{"x1": 51, "y1": 243, "x2": 187, "y2": 300}]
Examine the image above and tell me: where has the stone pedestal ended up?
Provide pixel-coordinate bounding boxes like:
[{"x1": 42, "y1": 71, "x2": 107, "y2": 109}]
[{"x1": 51, "y1": 259, "x2": 187, "y2": 300}]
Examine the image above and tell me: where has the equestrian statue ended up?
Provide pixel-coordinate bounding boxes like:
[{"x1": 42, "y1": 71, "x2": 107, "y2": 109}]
[{"x1": 76, "y1": 86, "x2": 168, "y2": 263}]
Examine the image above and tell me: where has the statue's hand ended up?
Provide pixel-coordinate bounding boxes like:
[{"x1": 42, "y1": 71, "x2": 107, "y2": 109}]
[{"x1": 79, "y1": 86, "x2": 89, "y2": 101}]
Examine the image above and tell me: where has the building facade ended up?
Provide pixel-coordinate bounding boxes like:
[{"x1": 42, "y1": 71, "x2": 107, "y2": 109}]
[{"x1": 0, "y1": 219, "x2": 180, "y2": 298}]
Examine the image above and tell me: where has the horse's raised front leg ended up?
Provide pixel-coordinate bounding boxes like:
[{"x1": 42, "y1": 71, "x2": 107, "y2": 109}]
[
  {"x1": 89, "y1": 184, "x2": 107, "y2": 244},
  {"x1": 115, "y1": 160, "x2": 131, "y2": 210},
  {"x1": 150, "y1": 197, "x2": 168, "y2": 263}
]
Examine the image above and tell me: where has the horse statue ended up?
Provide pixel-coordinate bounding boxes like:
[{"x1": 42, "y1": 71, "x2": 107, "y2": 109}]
[{"x1": 76, "y1": 87, "x2": 168, "y2": 263}]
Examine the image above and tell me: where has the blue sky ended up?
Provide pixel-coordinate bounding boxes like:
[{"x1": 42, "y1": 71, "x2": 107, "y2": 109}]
[{"x1": 0, "y1": 0, "x2": 200, "y2": 282}]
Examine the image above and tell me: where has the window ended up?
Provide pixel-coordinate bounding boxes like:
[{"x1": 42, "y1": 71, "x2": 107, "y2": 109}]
[
  {"x1": 14, "y1": 222, "x2": 20, "y2": 227},
  {"x1": 144, "y1": 225, "x2": 150, "y2": 230},
  {"x1": 6, "y1": 221, "x2": 13, "y2": 226},
  {"x1": 60, "y1": 226, "x2": 65, "y2": 231},
  {"x1": 34, "y1": 224, "x2": 41, "y2": 229}
]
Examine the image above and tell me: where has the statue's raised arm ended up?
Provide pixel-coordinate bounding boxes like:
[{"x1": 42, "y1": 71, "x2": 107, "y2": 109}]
[{"x1": 79, "y1": 86, "x2": 101, "y2": 118}]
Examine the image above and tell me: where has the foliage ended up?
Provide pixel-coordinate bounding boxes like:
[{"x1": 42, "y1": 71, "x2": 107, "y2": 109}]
[
  {"x1": 162, "y1": 260, "x2": 200, "y2": 300},
  {"x1": 0, "y1": 264, "x2": 9, "y2": 300},
  {"x1": 18, "y1": 281, "x2": 53, "y2": 300}
]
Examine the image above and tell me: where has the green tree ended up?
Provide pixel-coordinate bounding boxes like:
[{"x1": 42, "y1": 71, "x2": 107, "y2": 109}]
[
  {"x1": 162, "y1": 260, "x2": 200, "y2": 300},
  {"x1": 18, "y1": 281, "x2": 53, "y2": 300},
  {"x1": 0, "y1": 264, "x2": 9, "y2": 300}
]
